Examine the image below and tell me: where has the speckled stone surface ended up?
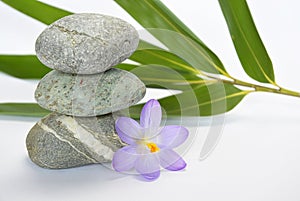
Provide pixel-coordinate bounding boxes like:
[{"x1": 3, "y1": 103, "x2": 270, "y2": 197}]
[
  {"x1": 35, "y1": 69, "x2": 146, "y2": 116},
  {"x1": 26, "y1": 112, "x2": 124, "y2": 169},
  {"x1": 35, "y1": 13, "x2": 139, "y2": 74}
]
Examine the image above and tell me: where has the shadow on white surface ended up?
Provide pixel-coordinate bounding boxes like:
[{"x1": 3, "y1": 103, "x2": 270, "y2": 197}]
[{"x1": 23, "y1": 158, "x2": 127, "y2": 185}]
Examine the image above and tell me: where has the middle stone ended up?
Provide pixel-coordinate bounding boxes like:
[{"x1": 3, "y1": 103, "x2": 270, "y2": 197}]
[{"x1": 35, "y1": 68, "x2": 146, "y2": 117}]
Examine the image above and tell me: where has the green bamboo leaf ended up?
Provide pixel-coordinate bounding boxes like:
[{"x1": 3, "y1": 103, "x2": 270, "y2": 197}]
[
  {"x1": 115, "y1": 0, "x2": 227, "y2": 75},
  {"x1": 137, "y1": 40, "x2": 162, "y2": 50},
  {"x1": 0, "y1": 55, "x2": 137, "y2": 79},
  {"x1": 133, "y1": 40, "x2": 205, "y2": 77},
  {"x1": 119, "y1": 64, "x2": 206, "y2": 90},
  {"x1": 114, "y1": 63, "x2": 138, "y2": 71},
  {"x1": 1, "y1": 0, "x2": 72, "y2": 25},
  {"x1": 130, "y1": 49, "x2": 198, "y2": 75},
  {"x1": 0, "y1": 55, "x2": 50, "y2": 79},
  {"x1": 128, "y1": 83, "x2": 249, "y2": 118},
  {"x1": 219, "y1": 0, "x2": 275, "y2": 83},
  {"x1": 147, "y1": 29, "x2": 230, "y2": 75},
  {"x1": 164, "y1": 83, "x2": 248, "y2": 116},
  {"x1": 0, "y1": 103, "x2": 50, "y2": 117}
]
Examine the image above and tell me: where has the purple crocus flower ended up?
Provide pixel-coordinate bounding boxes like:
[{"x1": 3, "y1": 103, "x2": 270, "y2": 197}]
[{"x1": 112, "y1": 99, "x2": 189, "y2": 181}]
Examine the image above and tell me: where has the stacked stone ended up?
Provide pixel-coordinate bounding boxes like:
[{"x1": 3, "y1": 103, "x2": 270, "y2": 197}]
[{"x1": 26, "y1": 14, "x2": 146, "y2": 169}]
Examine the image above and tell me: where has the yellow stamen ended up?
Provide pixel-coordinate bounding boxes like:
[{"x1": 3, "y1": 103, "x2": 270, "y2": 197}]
[{"x1": 146, "y1": 142, "x2": 160, "y2": 153}]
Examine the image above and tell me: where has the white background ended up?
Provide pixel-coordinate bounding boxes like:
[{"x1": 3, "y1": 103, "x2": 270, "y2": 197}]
[{"x1": 1, "y1": 0, "x2": 300, "y2": 201}]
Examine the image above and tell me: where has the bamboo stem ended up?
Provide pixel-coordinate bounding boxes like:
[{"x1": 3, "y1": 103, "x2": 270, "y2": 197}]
[{"x1": 196, "y1": 72, "x2": 300, "y2": 98}]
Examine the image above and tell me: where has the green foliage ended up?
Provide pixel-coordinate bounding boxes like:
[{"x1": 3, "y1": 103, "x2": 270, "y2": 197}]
[
  {"x1": 120, "y1": 64, "x2": 203, "y2": 91},
  {"x1": 219, "y1": 0, "x2": 275, "y2": 83},
  {"x1": 0, "y1": 103, "x2": 49, "y2": 117},
  {"x1": 0, "y1": 0, "x2": 298, "y2": 117},
  {"x1": 130, "y1": 49, "x2": 198, "y2": 75},
  {"x1": 0, "y1": 55, "x2": 50, "y2": 79},
  {"x1": 2, "y1": 0, "x2": 71, "y2": 25}
]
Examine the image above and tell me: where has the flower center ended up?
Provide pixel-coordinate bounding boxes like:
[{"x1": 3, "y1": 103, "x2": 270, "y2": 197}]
[{"x1": 146, "y1": 142, "x2": 160, "y2": 153}]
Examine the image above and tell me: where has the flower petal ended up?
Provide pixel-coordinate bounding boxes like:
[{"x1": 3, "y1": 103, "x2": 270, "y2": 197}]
[
  {"x1": 156, "y1": 125, "x2": 189, "y2": 148},
  {"x1": 115, "y1": 117, "x2": 143, "y2": 144},
  {"x1": 140, "y1": 99, "x2": 162, "y2": 135},
  {"x1": 112, "y1": 146, "x2": 138, "y2": 172},
  {"x1": 141, "y1": 171, "x2": 160, "y2": 181},
  {"x1": 135, "y1": 154, "x2": 160, "y2": 176},
  {"x1": 159, "y1": 149, "x2": 187, "y2": 171}
]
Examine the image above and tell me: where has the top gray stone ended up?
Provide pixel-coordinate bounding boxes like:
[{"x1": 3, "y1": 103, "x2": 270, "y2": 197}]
[{"x1": 35, "y1": 13, "x2": 139, "y2": 74}]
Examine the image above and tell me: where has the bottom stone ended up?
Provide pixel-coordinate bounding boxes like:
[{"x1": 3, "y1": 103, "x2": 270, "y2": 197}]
[{"x1": 26, "y1": 112, "x2": 124, "y2": 169}]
